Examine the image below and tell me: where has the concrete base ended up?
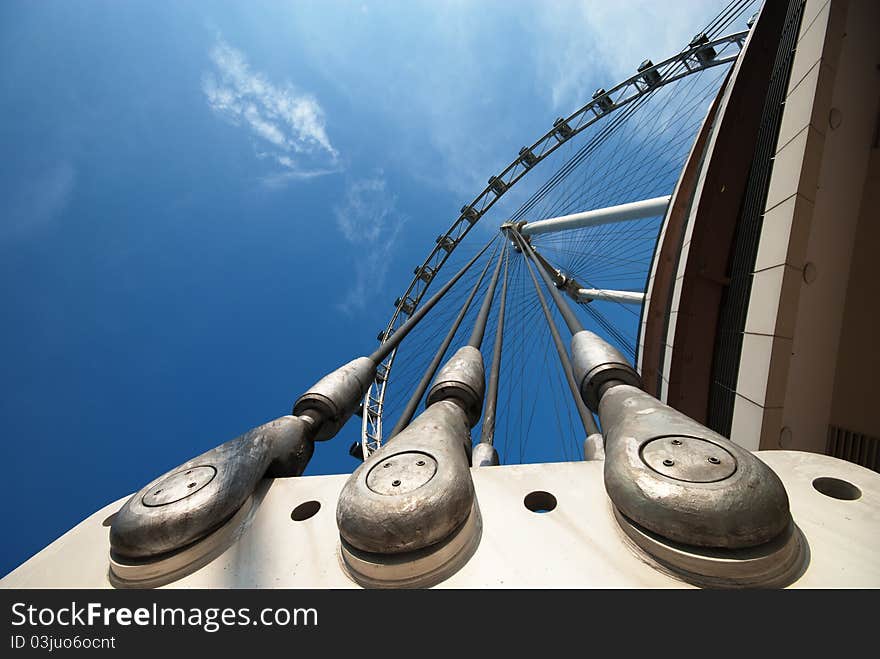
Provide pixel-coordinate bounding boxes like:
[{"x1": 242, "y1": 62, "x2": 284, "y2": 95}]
[{"x1": 2, "y1": 451, "x2": 878, "y2": 588}]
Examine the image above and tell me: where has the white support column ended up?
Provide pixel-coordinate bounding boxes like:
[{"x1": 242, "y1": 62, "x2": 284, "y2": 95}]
[
  {"x1": 520, "y1": 195, "x2": 670, "y2": 236},
  {"x1": 577, "y1": 288, "x2": 645, "y2": 305}
]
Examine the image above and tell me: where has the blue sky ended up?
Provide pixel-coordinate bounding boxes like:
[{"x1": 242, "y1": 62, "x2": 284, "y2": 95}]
[{"x1": 0, "y1": 0, "x2": 730, "y2": 576}]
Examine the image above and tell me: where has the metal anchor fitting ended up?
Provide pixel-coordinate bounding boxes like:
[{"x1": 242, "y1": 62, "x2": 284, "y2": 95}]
[
  {"x1": 336, "y1": 346, "x2": 483, "y2": 585},
  {"x1": 425, "y1": 346, "x2": 485, "y2": 429},
  {"x1": 110, "y1": 414, "x2": 316, "y2": 561},
  {"x1": 570, "y1": 329, "x2": 792, "y2": 549},
  {"x1": 110, "y1": 357, "x2": 376, "y2": 568},
  {"x1": 599, "y1": 385, "x2": 790, "y2": 548},
  {"x1": 292, "y1": 357, "x2": 377, "y2": 441}
]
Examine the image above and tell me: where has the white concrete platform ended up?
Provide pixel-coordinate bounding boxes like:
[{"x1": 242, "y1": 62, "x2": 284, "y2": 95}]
[{"x1": 2, "y1": 451, "x2": 878, "y2": 588}]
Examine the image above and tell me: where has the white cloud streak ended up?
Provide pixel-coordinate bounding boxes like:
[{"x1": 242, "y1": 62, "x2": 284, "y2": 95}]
[
  {"x1": 532, "y1": 1, "x2": 725, "y2": 112},
  {"x1": 202, "y1": 37, "x2": 340, "y2": 182},
  {"x1": 333, "y1": 176, "x2": 406, "y2": 313},
  {"x1": 280, "y1": 1, "x2": 731, "y2": 200}
]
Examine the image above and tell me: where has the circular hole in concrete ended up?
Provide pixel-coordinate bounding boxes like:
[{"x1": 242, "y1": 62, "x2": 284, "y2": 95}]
[
  {"x1": 290, "y1": 500, "x2": 321, "y2": 521},
  {"x1": 524, "y1": 491, "x2": 557, "y2": 514},
  {"x1": 812, "y1": 477, "x2": 861, "y2": 501}
]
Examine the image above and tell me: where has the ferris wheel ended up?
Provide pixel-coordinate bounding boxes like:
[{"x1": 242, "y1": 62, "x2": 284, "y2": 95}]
[{"x1": 358, "y1": 2, "x2": 758, "y2": 464}]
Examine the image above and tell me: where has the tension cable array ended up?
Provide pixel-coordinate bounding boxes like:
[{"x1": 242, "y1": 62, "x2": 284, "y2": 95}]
[
  {"x1": 510, "y1": 230, "x2": 598, "y2": 437},
  {"x1": 388, "y1": 243, "x2": 500, "y2": 439}
]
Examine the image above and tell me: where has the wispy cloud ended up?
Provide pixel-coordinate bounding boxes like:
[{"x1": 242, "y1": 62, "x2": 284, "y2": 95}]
[
  {"x1": 332, "y1": 175, "x2": 406, "y2": 313},
  {"x1": 202, "y1": 37, "x2": 340, "y2": 182},
  {"x1": 279, "y1": 3, "x2": 532, "y2": 199},
  {"x1": 280, "y1": 1, "x2": 730, "y2": 201},
  {"x1": 532, "y1": 1, "x2": 728, "y2": 112}
]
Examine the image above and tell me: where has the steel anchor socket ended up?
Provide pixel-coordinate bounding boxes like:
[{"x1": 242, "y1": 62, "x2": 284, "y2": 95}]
[
  {"x1": 293, "y1": 356, "x2": 377, "y2": 441},
  {"x1": 600, "y1": 385, "x2": 791, "y2": 549},
  {"x1": 337, "y1": 400, "x2": 476, "y2": 556},
  {"x1": 570, "y1": 330, "x2": 641, "y2": 412},
  {"x1": 426, "y1": 346, "x2": 485, "y2": 428},
  {"x1": 110, "y1": 415, "x2": 315, "y2": 561}
]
